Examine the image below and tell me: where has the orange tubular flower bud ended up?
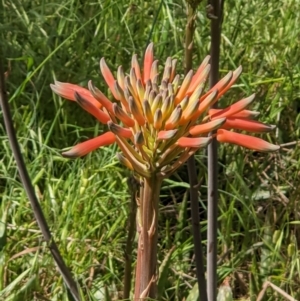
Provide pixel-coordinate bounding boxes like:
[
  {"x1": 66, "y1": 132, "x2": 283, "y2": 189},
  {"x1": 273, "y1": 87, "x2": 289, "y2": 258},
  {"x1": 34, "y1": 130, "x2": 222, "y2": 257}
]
[
  {"x1": 112, "y1": 103, "x2": 135, "y2": 127},
  {"x1": 170, "y1": 59, "x2": 177, "y2": 82},
  {"x1": 177, "y1": 136, "x2": 212, "y2": 148},
  {"x1": 162, "y1": 57, "x2": 172, "y2": 82},
  {"x1": 107, "y1": 121, "x2": 133, "y2": 139},
  {"x1": 186, "y1": 64, "x2": 210, "y2": 96},
  {"x1": 218, "y1": 66, "x2": 243, "y2": 98},
  {"x1": 217, "y1": 129, "x2": 280, "y2": 152},
  {"x1": 210, "y1": 109, "x2": 260, "y2": 119},
  {"x1": 181, "y1": 84, "x2": 204, "y2": 122},
  {"x1": 221, "y1": 118, "x2": 275, "y2": 133},
  {"x1": 88, "y1": 81, "x2": 113, "y2": 113},
  {"x1": 157, "y1": 129, "x2": 178, "y2": 140},
  {"x1": 188, "y1": 55, "x2": 210, "y2": 90},
  {"x1": 62, "y1": 132, "x2": 116, "y2": 158},
  {"x1": 174, "y1": 70, "x2": 193, "y2": 105},
  {"x1": 74, "y1": 92, "x2": 110, "y2": 124},
  {"x1": 50, "y1": 81, "x2": 101, "y2": 108},
  {"x1": 202, "y1": 71, "x2": 232, "y2": 99},
  {"x1": 189, "y1": 118, "x2": 226, "y2": 136},
  {"x1": 193, "y1": 90, "x2": 218, "y2": 120},
  {"x1": 100, "y1": 58, "x2": 118, "y2": 99},
  {"x1": 209, "y1": 94, "x2": 256, "y2": 119},
  {"x1": 143, "y1": 43, "x2": 154, "y2": 84},
  {"x1": 180, "y1": 98, "x2": 200, "y2": 125}
]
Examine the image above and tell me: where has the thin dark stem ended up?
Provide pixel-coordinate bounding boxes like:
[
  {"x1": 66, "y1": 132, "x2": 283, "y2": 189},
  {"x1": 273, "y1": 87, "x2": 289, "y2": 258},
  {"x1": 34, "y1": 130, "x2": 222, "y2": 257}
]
[
  {"x1": 185, "y1": 2, "x2": 208, "y2": 301},
  {"x1": 187, "y1": 157, "x2": 208, "y2": 301},
  {"x1": 207, "y1": 1, "x2": 223, "y2": 301},
  {"x1": 0, "y1": 53, "x2": 81, "y2": 301},
  {"x1": 123, "y1": 176, "x2": 138, "y2": 299}
]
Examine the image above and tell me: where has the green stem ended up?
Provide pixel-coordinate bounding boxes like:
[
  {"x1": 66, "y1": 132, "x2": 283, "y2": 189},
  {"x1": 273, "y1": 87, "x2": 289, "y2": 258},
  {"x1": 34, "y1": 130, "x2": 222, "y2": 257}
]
[{"x1": 134, "y1": 175, "x2": 162, "y2": 300}]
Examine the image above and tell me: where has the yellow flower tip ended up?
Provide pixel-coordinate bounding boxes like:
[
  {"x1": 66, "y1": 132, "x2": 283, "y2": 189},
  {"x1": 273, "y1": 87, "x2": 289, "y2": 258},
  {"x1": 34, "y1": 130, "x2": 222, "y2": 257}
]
[
  {"x1": 129, "y1": 68, "x2": 138, "y2": 92},
  {"x1": 165, "y1": 105, "x2": 182, "y2": 130},
  {"x1": 154, "y1": 108, "x2": 163, "y2": 130},
  {"x1": 193, "y1": 90, "x2": 218, "y2": 120},
  {"x1": 150, "y1": 60, "x2": 159, "y2": 82},
  {"x1": 143, "y1": 43, "x2": 154, "y2": 84},
  {"x1": 117, "y1": 66, "x2": 125, "y2": 90},
  {"x1": 51, "y1": 81, "x2": 101, "y2": 108},
  {"x1": 151, "y1": 93, "x2": 162, "y2": 114},
  {"x1": 187, "y1": 64, "x2": 210, "y2": 95},
  {"x1": 176, "y1": 136, "x2": 212, "y2": 148},
  {"x1": 189, "y1": 118, "x2": 226, "y2": 136},
  {"x1": 161, "y1": 96, "x2": 174, "y2": 121},
  {"x1": 222, "y1": 118, "x2": 276, "y2": 133},
  {"x1": 136, "y1": 79, "x2": 145, "y2": 100},
  {"x1": 116, "y1": 153, "x2": 134, "y2": 170},
  {"x1": 131, "y1": 54, "x2": 142, "y2": 81},
  {"x1": 174, "y1": 69, "x2": 193, "y2": 105},
  {"x1": 74, "y1": 92, "x2": 110, "y2": 124},
  {"x1": 107, "y1": 121, "x2": 133, "y2": 139},
  {"x1": 62, "y1": 132, "x2": 116, "y2": 158},
  {"x1": 128, "y1": 96, "x2": 145, "y2": 126},
  {"x1": 180, "y1": 95, "x2": 201, "y2": 124},
  {"x1": 88, "y1": 80, "x2": 113, "y2": 112},
  {"x1": 115, "y1": 136, "x2": 151, "y2": 177},
  {"x1": 216, "y1": 129, "x2": 280, "y2": 152},
  {"x1": 142, "y1": 100, "x2": 154, "y2": 124}
]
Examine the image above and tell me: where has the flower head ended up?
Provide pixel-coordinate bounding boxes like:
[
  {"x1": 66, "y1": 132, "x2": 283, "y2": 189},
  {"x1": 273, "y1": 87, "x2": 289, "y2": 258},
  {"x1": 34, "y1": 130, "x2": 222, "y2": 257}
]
[{"x1": 51, "y1": 43, "x2": 279, "y2": 178}]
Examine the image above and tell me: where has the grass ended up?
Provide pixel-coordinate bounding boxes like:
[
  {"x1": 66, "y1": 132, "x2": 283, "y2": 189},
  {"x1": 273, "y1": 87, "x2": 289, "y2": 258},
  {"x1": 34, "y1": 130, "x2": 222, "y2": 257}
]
[{"x1": 1, "y1": 0, "x2": 300, "y2": 300}]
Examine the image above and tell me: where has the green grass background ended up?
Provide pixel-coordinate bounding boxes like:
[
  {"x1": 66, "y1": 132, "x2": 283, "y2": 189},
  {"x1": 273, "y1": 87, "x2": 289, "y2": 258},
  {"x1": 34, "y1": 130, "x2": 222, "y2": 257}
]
[{"x1": 0, "y1": 0, "x2": 300, "y2": 300}]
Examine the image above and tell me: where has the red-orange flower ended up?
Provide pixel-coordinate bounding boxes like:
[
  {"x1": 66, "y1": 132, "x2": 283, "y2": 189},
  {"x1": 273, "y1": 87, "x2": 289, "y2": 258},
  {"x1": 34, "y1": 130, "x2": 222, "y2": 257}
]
[{"x1": 51, "y1": 43, "x2": 279, "y2": 177}]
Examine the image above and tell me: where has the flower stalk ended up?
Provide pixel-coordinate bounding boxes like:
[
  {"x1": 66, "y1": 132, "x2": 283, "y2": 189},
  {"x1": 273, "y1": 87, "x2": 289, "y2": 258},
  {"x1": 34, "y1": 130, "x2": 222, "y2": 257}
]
[{"x1": 134, "y1": 175, "x2": 162, "y2": 299}]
